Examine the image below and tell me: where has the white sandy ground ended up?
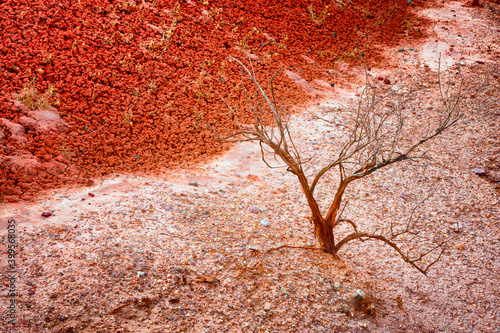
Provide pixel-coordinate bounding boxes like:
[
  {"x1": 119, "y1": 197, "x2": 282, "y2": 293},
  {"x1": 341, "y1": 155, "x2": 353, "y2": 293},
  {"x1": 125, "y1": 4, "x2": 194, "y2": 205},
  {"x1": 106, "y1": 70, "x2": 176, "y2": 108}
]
[{"x1": 0, "y1": 1, "x2": 499, "y2": 332}]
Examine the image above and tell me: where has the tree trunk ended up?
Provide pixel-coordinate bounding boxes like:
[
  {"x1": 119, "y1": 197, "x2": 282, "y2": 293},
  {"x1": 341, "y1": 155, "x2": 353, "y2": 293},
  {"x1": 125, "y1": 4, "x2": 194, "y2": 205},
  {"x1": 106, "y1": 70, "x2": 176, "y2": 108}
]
[{"x1": 312, "y1": 217, "x2": 336, "y2": 255}]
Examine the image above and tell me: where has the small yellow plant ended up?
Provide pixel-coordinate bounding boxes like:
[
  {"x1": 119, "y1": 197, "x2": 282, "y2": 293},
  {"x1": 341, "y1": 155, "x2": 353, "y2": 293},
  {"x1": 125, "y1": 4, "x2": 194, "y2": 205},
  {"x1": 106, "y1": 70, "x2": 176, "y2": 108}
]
[
  {"x1": 271, "y1": 34, "x2": 288, "y2": 49},
  {"x1": 58, "y1": 138, "x2": 75, "y2": 159},
  {"x1": 14, "y1": 79, "x2": 56, "y2": 110},
  {"x1": 307, "y1": 5, "x2": 330, "y2": 26},
  {"x1": 123, "y1": 109, "x2": 133, "y2": 126},
  {"x1": 239, "y1": 27, "x2": 259, "y2": 50}
]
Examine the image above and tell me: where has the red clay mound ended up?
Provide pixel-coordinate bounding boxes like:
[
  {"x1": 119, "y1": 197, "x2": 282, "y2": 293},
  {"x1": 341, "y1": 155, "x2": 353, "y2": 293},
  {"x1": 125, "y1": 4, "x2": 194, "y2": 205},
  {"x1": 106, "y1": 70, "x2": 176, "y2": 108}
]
[{"x1": 0, "y1": 0, "x2": 426, "y2": 202}]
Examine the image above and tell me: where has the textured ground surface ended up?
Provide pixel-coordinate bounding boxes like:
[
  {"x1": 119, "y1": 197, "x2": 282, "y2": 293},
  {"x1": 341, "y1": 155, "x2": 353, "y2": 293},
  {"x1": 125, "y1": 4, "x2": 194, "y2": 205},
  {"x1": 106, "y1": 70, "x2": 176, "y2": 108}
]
[{"x1": 1, "y1": 0, "x2": 500, "y2": 332}]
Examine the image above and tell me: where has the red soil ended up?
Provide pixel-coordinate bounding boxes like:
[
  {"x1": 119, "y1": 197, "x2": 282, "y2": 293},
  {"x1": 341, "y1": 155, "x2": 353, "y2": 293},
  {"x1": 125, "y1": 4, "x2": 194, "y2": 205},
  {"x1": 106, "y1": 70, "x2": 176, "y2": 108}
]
[{"x1": 0, "y1": 0, "x2": 425, "y2": 202}]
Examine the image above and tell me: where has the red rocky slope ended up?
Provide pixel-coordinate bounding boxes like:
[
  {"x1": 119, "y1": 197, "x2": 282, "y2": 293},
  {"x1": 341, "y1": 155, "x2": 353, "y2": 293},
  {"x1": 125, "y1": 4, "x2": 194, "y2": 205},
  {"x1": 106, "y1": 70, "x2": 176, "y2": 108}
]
[{"x1": 0, "y1": 0, "x2": 423, "y2": 202}]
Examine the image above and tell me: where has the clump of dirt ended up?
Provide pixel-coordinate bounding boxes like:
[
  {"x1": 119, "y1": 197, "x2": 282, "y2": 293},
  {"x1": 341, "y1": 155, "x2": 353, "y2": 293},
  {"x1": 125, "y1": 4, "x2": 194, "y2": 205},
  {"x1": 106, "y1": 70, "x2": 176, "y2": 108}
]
[{"x1": 0, "y1": 0, "x2": 426, "y2": 202}]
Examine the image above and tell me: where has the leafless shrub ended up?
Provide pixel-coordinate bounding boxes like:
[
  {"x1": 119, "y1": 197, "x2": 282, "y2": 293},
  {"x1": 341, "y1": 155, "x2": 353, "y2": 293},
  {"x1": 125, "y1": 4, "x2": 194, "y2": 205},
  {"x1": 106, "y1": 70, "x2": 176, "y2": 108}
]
[{"x1": 210, "y1": 57, "x2": 463, "y2": 275}]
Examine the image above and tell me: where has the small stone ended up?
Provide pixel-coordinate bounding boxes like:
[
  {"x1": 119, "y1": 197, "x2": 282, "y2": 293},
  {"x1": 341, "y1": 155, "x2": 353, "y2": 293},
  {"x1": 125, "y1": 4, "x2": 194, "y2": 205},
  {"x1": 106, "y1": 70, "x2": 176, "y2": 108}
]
[
  {"x1": 249, "y1": 207, "x2": 260, "y2": 214},
  {"x1": 457, "y1": 244, "x2": 463, "y2": 250},
  {"x1": 333, "y1": 31, "x2": 337, "y2": 37},
  {"x1": 247, "y1": 174, "x2": 259, "y2": 181},
  {"x1": 137, "y1": 271, "x2": 146, "y2": 278},
  {"x1": 134, "y1": 155, "x2": 139, "y2": 159},
  {"x1": 41, "y1": 211, "x2": 52, "y2": 217},
  {"x1": 383, "y1": 78, "x2": 391, "y2": 85},
  {"x1": 333, "y1": 282, "x2": 341, "y2": 290},
  {"x1": 263, "y1": 302, "x2": 271, "y2": 311},
  {"x1": 261, "y1": 42, "x2": 266, "y2": 47},
  {"x1": 189, "y1": 182, "x2": 199, "y2": 186},
  {"x1": 330, "y1": 83, "x2": 335, "y2": 87},
  {"x1": 336, "y1": 305, "x2": 351, "y2": 316},
  {"x1": 451, "y1": 9, "x2": 456, "y2": 12},
  {"x1": 472, "y1": 168, "x2": 486, "y2": 176},
  {"x1": 260, "y1": 219, "x2": 270, "y2": 226},
  {"x1": 476, "y1": 60, "x2": 485, "y2": 64},
  {"x1": 409, "y1": 48, "x2": 415, "y2": 51},
  {"x1": 88, "y1": 192, "x2": 95, "y2": 197},
  {"x1": 459, "y1": 61, "x2": 466, "y2": 66},
  {"x1": 353, "y1": 289, "x2": 365, "y2": 301},
  {"x1": 398, "y1": 48, "x2": 404, "y2": 52}
]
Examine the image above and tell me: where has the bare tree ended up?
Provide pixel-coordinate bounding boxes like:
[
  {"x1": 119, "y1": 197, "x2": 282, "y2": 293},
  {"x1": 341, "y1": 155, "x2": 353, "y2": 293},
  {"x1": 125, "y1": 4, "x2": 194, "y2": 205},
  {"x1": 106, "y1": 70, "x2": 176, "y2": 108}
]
[{"x1": 210, "y1": 57, "x2": 463, "y2": 275}]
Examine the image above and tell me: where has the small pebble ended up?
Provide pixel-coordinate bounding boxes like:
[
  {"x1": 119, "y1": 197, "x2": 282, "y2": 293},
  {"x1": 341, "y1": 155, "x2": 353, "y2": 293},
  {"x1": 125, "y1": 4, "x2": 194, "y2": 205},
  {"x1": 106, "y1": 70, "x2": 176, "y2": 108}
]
[
  {"x1": 41, "y1": 212, "x2": 52, "y2": 217},
  {"x1": 472, "y1": 168, "x2": 486, "y2": 175},
  {"x1": 264, "y1": 302, "x2": 271, "y2": 311},
  {"x1": 249, "y1": 207, "x2": 260, "y2": 214},
  {"x1": 260, "y1": 219, "x2": 270, "y2": 227},
  {"x1": 354, "y1": 289, "x2": 365, "y2": 301},
  {"x1": 137, "y1": 271, "x2": 146, "y2": 278}
]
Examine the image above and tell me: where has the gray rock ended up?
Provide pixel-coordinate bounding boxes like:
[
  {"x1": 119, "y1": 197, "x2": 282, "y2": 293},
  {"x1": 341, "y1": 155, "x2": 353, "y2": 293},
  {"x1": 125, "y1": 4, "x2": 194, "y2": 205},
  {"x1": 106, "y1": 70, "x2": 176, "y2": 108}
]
[
  {"x1": 260, "y1": 219, "x2": 270, "y2": 227},
  {"x1": 472, "y1": 168, "x2": 486, "y2": 175}
]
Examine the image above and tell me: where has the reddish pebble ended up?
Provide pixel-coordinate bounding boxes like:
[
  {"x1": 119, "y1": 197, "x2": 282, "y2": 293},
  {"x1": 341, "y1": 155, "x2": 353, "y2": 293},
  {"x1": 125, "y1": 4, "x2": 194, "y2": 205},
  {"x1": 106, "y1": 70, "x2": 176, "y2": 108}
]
[
  {"x1": 383, "y1": 78, "x2": 391, "y2": 85},
  {"x1": 42, "y1": 212, "x2": 52, "y2": 217},
  {"x1": 88, "y1": 193, "x2": 95, "y2": 197}
]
